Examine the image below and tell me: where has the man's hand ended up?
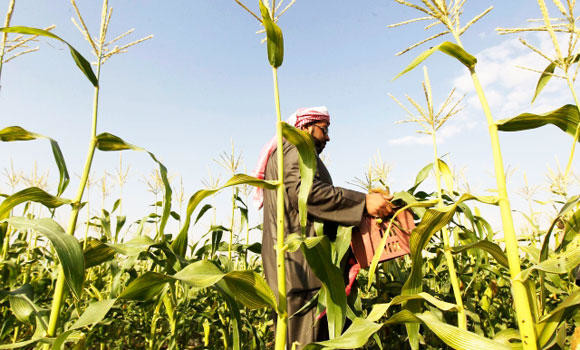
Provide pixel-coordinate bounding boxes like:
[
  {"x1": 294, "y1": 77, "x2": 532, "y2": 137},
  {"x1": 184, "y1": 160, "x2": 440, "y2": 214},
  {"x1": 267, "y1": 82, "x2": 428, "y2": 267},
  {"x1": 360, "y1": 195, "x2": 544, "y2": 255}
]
[{"x1": 365, "y1": 192, "x2": 394, "y2": 218}]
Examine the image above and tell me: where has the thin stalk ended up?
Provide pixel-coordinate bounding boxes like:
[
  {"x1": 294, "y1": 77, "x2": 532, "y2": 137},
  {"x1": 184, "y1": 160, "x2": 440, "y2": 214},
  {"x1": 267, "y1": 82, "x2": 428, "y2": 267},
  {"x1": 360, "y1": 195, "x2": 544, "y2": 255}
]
[
  {"x1": 272, "y1": 66, "x2": 287, "y2": 350},
  {"x1": 445, "y1": 29, "x2": 538, "y2": 348},
  {"x1": 46, "y1": 39, "x2": 103, "y2": 339},
  {"x1": 229, "y1": 188, "x2": 235, "y2": 260},
  {"x1": 0, "y1": 0, "x2": 15, "y2": 85},
  {"x1": 467, "y1": 66, "x2": 538, "y2": 349},
  {"x1": 431, "y1": 133, "x2": 467, "y2": 330},
  {"x1": 563, "y1": 75, "x2": 580, "y2": 178}
]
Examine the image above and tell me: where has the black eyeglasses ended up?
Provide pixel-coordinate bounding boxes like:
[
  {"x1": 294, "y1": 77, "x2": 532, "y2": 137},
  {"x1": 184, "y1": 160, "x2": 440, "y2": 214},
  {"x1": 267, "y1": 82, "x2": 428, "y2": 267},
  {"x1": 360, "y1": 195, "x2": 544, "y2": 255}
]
[{"x1": 312, "y1": 124, "x2": 329, "y2": 136}]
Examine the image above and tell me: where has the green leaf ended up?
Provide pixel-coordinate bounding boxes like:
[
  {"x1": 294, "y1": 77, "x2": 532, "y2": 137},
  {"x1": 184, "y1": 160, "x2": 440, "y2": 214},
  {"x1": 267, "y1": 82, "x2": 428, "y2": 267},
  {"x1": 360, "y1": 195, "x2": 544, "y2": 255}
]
[
  {"x1": 194, "y1": 204, "x2": 213, "y2": 224},
  {"x1": 398, "y1": 194, "x2": 498, "y2": 348},
  {"x1": 409, "y1": 162, "x2": 433, "y2": 193},
  {"x1": 173, "y1": 260, "x2": 226, "y2": 288},
  {"x1": 7, "y1": 217, "x2": 84, "y2": 299},
  {"x1": 532, "y1": 61, "x2": 556, "y2": 103},
  {"x1": 172, "y1": 174, "x2": 277, "y2": 257},
  {"x1": 304, "y1": 318, "x2": 382, "y2": 349},
  {"x1": 332, "y1": 225, "x2": 353, "y2": 265},
  {"x1": 519, "y1": 235, "x2": 580, "y2": 280},
  {"x1": 83, "y1": 238, "x2": 116, "y2": 268},
  {"x1": 451, "y1": 240, "x2": 509, "y2": 268},
  {"x1": 394, "y1": 42, "x2": 476, "y2": 80},
  {"x1": 496, "y1": 104, "x2": 580, "y2": 140},
  {"x1": 70, "y1": 298, "x2": 116, "y2": 330},
  {"x1": 117, "y1": 272, "x2": 172, "y2": 301},
  {"x1": 384, "y1": 310, "x2": 514, "y2": 350},
  {"x1": 107, "y1": 236, "x2": 156, "y2": 256},
  {"x1": 258, "y1": 1, "x2": 284, "y2": 68},
  {"x1": 0, "y1": 187, "x2": 72, "y2": 219},
  {"x1": 96, "y1": 132, "x2": 172, "y2": 239},
  {"x1": 302, "y1": 237, "x2": 346, "y2": 339},
  {"x1": 536, "y1": 289, "x2": 580, "y2": 347},
  {"x1": 560, "y1": 206, "x2": 580, "y2": 251},
  {"x1": 0, "y1": 26, "x2": 98, "y2": 86},
  {"x1": 52, "y1": 330, "x2": 83, "y2": 350},
  {"x1": 223, "y1": 271, "x2": 277, "y2": 310},
  {"x1": 437, "y1": 159, "x2": 454, "y2": 192},
  {"x1": 281, "y1": 122, "x2": 317, "y2": 236}
]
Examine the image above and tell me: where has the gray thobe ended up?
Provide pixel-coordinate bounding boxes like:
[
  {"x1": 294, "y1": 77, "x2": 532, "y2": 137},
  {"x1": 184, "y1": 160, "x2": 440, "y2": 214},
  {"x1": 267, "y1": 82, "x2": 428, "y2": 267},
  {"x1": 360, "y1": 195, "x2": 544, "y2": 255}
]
[{"x1": 262, "y1": 140, "x2": 366, "y2": 348}]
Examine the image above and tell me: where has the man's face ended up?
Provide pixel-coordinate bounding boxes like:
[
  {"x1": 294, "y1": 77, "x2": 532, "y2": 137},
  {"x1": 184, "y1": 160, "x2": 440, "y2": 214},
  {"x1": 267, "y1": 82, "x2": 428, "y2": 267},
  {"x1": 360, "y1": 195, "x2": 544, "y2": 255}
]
[{"x1": 304, "y1": 121, "x2": 330, "y2": 154}]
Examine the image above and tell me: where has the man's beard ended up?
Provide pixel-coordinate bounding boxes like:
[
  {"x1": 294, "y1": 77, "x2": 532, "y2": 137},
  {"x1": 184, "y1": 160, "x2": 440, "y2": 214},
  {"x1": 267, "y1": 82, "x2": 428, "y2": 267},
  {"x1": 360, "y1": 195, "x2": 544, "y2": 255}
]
[{"x1": 314, "y1": 138, "x2": 326, "y2": 154}]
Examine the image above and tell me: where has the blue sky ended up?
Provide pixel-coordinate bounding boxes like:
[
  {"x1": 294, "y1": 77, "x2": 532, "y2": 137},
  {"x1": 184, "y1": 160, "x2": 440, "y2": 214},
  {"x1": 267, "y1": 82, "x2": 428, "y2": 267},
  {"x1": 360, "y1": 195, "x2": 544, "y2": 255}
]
[{"x1": 2, "y1": 0, "x2": 579, "y2": 243}]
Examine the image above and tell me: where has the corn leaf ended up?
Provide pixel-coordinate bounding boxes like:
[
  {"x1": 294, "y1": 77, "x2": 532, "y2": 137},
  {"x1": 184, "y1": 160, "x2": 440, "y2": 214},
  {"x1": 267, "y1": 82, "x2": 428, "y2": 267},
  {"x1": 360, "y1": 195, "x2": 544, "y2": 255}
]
[
  {"x1": 83, "y1": 238, "x2": 116, "y2": 268},
  {"x1": 395, "y1": 42, "x2": 477, "y2": 80},
  {"x1": 70, "y1": 298, "x2": 116, "y2": 330},
  {"x1": 384, "y1": 310, "x2": 514, "y2": 350},
  {"x1": 437, "y1": 159, "x2": 454, "y2": 192},
  {"x1": 496, "y1": 104, "x2": 580, "y2": 140},
  {"x1": 0, "y1": 26, "x2": 98, "y2": 87},
  {"x1": 519, "y1": 236, "x2": 580, "y2": 280},
  {"x1": 223, "y1": 271, "x2": 277, "y2": 310},
  {"x1": 118, "y1": 272, "x2": 172, "y2": 301},
  {"x1": 451, "y1": 240, "x2": 509, "y2": 268},
  {"x1": 410, "y1": 162, "x2": 433, "y2": 193},
  {"x1": 7, "y1": 217, "x2": 84, "y2": 299},
  {"x1": 302, "y1": 237, "x2": 346, "y2": 339},
  {"x1": 536, "y1": 289, "x2": 580, "y2": 347},
  {"x1": 258, "y1": 1, "x2": 284, "y2": 68},
  {"x1": 399, "y1": 194, "x2": 498, "y2": 349},
  {"x1": 559, "y1": 206, "x2": 580, "y2": 252},
  {"x1": 51, "y1": 330, "x2": 83, "y2": 350},
  {"x1": 172, "y1": 174, "x2": 277, "y2": 257},
  {"x1": 303, "y1": 318, "x2": 382, "y2": 349},
  {"x1": 281, "y1": 122, "x2": 317, "y2": 236},
  {"x1": 532, "y1": 61, "x2": 556, "y2": 103},
  {"x1": 96, "y1": 132, "x2": 172, "y2": 240},
  {"x1": 0, "y1": 187, "x2": 71, "y2": 220}
]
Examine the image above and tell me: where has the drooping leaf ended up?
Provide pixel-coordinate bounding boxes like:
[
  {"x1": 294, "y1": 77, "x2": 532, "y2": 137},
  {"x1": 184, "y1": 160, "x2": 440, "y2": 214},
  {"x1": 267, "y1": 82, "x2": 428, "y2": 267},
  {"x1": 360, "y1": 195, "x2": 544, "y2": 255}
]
[
  {"x1": 173, "y1": 260, "x2": 226, "y2": 288},
  {"x1": 520, "y1": 236, "x2": 580, "y2": 280},
  {"x1": 395, "y1": 41, "x2": 477, "y2": 80},
  {"x1": 451, "y1": 240, "x2": 509, "y2": 268},
  {"x1": 409, "y1": 162, "x2": 433, "y2": 194},
  {"x1": 437, "y1": 159, "x2": 454, "y2": 192},
  {"x1": 496, "y1": 104, "x2": 580, "y2": 141},
  {"x1": 7, "y1": 217, "x2": 84, "y2": 299},
  {"x1": 83, "y1": 238, "x2": 116, "y2": 268},
  {"x1": 532, "y1": 61, "x2": 556, "y2": 103},
  {"x1": 384, "y1": 310, "x2": 514, "y2": 350},
  {"x1": 0, "y1": 187, "x2": 71, "y2": 220},
  {"x1": 302, "y1": 237, "x2": 346, "y2": 339},
  {"x1": 172, "y1": 174, "x2": 277, "y2": 257},
  {"x1": 96, "y1": 132, "x2": 172, "y2": 239},
  {"x1": 194, "y1": 204, "x2": 213, "y2": 224},
  {"x1": 281, "y1": 122, "x2": 317, "y2": 236},
  {"x1": 70, "y1": 299, "x2": 116, "y2": 330},
  {"x1": 258, "y1": 1, "x2": 284, "y2": 68},
  {"x1": 223, "y1": 271, "x2": 277, "y2": 310},
  {"x1": 0, "y1": 26, "x2": 98, "y2": 86},
  {"x1": 117, "y1": 272, "x2": 173, "y2": 301},
  {"x1": 303, "y1": 318, "x2": 382, "y2": 349}
]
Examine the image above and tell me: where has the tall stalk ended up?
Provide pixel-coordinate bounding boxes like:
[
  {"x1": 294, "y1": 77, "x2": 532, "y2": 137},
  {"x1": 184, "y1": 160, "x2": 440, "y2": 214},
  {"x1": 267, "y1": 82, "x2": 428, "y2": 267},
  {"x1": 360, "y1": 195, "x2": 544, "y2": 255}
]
[
  {"x1": 272, "y1": 66, "x2": 287, "y2": 350},
  {"x1": 0, "y1": 0, "x2": 15, "y2": 83},
  {"x1": 457, "y1": 34, "x2": 538, "y2": 350},
  {"x1": 46, "y1": 0, "x2": 107, "y2": 336},
  {"x1": 390, "y1": 2, "x2": 539, "y2": 346}
]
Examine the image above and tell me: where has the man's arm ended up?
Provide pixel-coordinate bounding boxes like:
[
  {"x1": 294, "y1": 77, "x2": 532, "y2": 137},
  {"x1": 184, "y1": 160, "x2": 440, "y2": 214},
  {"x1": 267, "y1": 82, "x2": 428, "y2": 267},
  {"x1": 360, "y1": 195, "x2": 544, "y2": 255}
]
[{"x1": 283, "y1": 144, "x2": 391, "y2": 226}]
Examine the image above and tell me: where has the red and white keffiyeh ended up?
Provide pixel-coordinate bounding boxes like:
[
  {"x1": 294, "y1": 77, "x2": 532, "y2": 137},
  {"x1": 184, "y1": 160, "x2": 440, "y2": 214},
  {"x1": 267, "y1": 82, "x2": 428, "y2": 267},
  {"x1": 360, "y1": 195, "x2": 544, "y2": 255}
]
[{"x1": 253, "y1": 106, "x2": 330, "y2": 209}]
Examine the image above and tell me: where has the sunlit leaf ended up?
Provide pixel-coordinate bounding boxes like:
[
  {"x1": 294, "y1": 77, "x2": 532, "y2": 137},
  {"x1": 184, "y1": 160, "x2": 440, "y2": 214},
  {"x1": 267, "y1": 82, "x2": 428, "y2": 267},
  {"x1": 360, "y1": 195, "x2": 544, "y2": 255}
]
[
  {"x1": 395, "y1": 42, "x2": 477, "y2": 80},
  {"x1": 96, "y1": 132, "x2": 172, "y2": 239},
  {"x1": 451, "y1": 240, "x2": 509, "y2": 268},
  {"x1": 0, "y1": 187, "x2": 71, "y2": 220},
  {"x1": 496, "y1": 104, "x2": 580, "y2": 140},
  {"x1": 0, "y1": 26, "x2": 98, "y2": 86},
  {"x1": 532, "y1": 61, "x2": 556, "y2": 103},
  {"x1": 281, "y1": 122, "x2": 317, "y2": 236},
  {"x1": 172, "y1": 174, "x2": 277, "y2": 257},
  {"x1": 7, "y1": 217, "x2": 84, "y2": 299},
  {"x1": 258, "y1": 1, "x2": 284, "y2": 68}
]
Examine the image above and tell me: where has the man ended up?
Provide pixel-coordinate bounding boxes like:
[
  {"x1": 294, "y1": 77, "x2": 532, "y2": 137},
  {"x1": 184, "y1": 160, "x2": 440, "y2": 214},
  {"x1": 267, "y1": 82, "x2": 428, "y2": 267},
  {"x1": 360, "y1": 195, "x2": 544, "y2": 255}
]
[{"x1": 255, "y1": 106, "x2": 392, "y2": 347}]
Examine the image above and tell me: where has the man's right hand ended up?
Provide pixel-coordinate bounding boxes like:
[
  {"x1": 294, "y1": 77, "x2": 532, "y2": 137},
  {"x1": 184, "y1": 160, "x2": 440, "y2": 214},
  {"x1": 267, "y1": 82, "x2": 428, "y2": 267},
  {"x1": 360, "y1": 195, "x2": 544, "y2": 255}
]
[{"x1": 365, "y1": 192, "x2": 394, "y2": 218}]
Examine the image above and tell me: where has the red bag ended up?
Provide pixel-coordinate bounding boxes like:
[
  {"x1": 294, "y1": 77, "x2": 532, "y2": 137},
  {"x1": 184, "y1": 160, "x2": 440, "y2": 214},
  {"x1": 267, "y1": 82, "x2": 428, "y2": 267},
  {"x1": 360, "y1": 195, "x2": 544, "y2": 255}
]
[{"x1": 350, "y1": 209, "x2": 415, "y2": 268}]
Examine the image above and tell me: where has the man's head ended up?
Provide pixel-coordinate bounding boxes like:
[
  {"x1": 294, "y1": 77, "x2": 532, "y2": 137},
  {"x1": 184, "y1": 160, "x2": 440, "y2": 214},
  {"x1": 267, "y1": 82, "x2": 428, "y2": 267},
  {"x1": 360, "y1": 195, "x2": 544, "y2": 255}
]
[{"x1": 292, "y1": 106, "x2": 331, "y2": 154}]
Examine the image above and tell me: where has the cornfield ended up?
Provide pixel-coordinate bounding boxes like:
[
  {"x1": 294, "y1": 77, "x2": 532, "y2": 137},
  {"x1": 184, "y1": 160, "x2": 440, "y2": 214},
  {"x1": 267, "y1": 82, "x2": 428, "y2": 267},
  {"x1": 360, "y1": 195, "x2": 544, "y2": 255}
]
[{"x1": 1, "y1": 0, "x2": 580, "y2": 349}]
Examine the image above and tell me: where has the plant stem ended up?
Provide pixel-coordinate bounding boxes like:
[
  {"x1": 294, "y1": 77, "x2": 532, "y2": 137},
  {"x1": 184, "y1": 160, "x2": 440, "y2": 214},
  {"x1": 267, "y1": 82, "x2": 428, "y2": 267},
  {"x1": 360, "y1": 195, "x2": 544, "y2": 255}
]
[
  {"x1": 272, "y1": 66, "x2": 287, "y2": 350},
  {"x1": 468, "y1": 67, "x2": 538, "y2": 349},
  {"x1": 0, "y1": 0, "x2": 15, "y2": 86},
  {"x1": 46, "y1": 39, "x2": 102, "y2": 340},
  {"x1": 564, "y1": 75, "x2": 580, "y2": 178},
  {"x1": 229, "y1": 187, "x2": 235, "y2": 261},
  {"x1": 431, "y1": 133, "x2": 466, "y2": 330}
]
